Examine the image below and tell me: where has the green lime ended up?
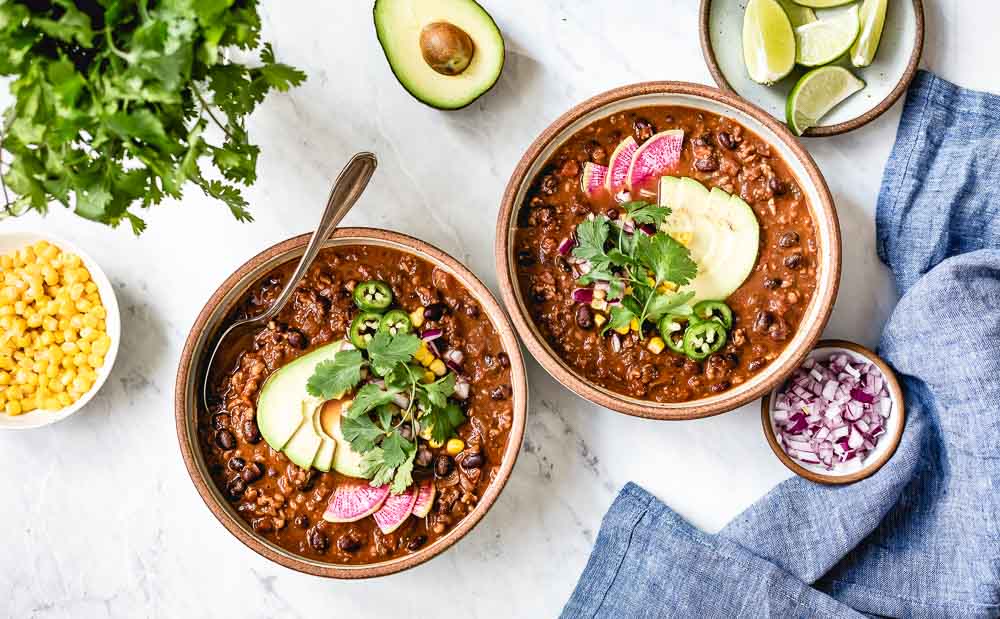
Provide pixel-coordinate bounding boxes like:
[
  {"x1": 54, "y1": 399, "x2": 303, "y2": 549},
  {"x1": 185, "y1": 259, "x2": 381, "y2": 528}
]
[
  {"x1": 788, "y1": 0, "x2": 856, "y2": 7},
  {"x1": 786, "y1": 66, "x2": 865, "y2": 135},
  {"x1": 776, "y1": 0, "x2": 816, "y2": 28},
  {"x1": 743, "y1": 0, "x2": 796, "y2": 85},
  {"x1": 851, "y1": 0, "x2": 889, "y2": 67},
  {"x1": 795, "y1": 5, "x2": 860, "y2": 67}
]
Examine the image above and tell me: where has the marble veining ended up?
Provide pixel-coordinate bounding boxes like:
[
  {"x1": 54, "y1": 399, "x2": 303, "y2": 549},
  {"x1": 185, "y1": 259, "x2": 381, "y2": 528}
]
[{"x1": 1, "y1": 1, "x2": 994, "y2": 617}]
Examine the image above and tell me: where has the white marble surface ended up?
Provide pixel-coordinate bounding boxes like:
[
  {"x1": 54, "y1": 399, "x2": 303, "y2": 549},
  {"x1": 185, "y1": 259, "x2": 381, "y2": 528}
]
[{"x1": 1, "y1": 1, "x2": 997, "y2": 617}]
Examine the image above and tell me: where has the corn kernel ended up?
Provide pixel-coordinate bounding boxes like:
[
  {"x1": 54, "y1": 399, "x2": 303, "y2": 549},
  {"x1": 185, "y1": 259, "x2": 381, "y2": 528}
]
[
  {"x1": 5, "y1": 401, "x2": 22, "y2": 416},
  {"x1": 593, "y1": 289, "x2": 606, "y2": 300},
  {"x1": 57, "y1": 393, "x2": 71, "y2": 407},
  {"x1": 629, "y1": 318, "x2": 640, "y2": 332},
  {"x1": 613, "y1": 323, "x2": 630, "y2": 335},
  {"x1": 429, "y1": 359, "x2": 447, "y2": 377},
  {"x1": 422, "y1": 370, "x2": 435, "y2": 384},
  {"x1": 428, "y1": 437, "x2": 444, "y2": 449},
  {"x1": 647, "y1": 337, "x2": 666, "y2": 354},
  {"x1": 87, "y1": 354, "x2": 104, "y2": 368},
  {"x1": 409, "y1": 307, "x2": 425, "y2": 328},
  {"x1": 445, "y1": 438, "x2": 465, "y2": 456},
  {"x1": 593, "y1": 313, "x2": 607, "y2": 328}
]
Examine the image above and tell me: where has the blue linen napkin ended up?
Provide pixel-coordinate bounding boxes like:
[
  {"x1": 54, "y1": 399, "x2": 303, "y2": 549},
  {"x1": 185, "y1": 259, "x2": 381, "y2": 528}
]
[{"x1": 561, "y1": 71, "x2": 1000, "y2": 619}]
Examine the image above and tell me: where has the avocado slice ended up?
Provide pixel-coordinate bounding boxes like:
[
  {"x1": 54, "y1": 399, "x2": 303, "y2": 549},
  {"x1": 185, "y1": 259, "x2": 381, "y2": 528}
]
[
  {"x1": 374, "y1": 0, "x2": 505, "y2": 110},
  {"x1": 658, "y1": 176, "x2": 761, "y2": 302},
  {"x1": 256, "y1": 341, "x2": 346, "y2": 454},
  {"x1": 318, "y1": 399, "x2": 366, "y2": 478},
  {"x1": 283, "y1": 404, "x2": 324, "y2": 469}
]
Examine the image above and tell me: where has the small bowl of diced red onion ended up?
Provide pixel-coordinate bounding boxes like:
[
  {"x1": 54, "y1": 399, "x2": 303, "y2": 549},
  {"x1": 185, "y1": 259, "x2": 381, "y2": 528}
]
[{"x1": 761, "y1": 339, "x2": 906, "y2": 484}]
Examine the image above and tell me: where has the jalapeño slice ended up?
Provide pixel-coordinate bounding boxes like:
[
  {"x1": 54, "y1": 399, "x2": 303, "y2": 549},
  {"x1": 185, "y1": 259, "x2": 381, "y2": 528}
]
[
  {"x1": 349, "y1": 311, "x2": 383, "y2": 349},
  {"x1": 658, "y1": 313, "x2": 699, "y2": 354},
  {"x1": 692, "y1": 300, "x2": 733, "y2": 330},
  {"x1": 682, "y1": 320, "x2": 728, "y2": 361},
  {"x1": 353, "y1": 280, "x2": 393, "y2": 311},
  {"x1": 379, "y1": 309, "x2": 412, "y2": 336}
]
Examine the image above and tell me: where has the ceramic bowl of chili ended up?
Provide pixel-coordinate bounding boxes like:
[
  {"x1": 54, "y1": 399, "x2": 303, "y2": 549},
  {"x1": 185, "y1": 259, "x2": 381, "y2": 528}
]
[
  {"x1": 175, "y1": 228, "x2": 527, "y2": 578},
  {"x1": 496, "y1": 82, "x2": 841, "y2": 419}
]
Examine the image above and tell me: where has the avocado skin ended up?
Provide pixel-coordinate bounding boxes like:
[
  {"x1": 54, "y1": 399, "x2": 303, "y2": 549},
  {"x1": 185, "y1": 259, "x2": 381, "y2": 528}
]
[{"x1": 373, "y1": 0, "x2": 506, "y2": 111}]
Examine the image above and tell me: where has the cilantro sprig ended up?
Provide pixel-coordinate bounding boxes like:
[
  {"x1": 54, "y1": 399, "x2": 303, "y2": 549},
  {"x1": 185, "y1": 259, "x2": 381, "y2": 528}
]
[
  {"x1": 0, "y1": 1, "x2": 306, "y2": 232},
  {"x1": 571, "y1": 201, "x2": 698, "y2": 333},
  {"x1": 306, "y1": 331, "x2": 465, "y2": 494}
]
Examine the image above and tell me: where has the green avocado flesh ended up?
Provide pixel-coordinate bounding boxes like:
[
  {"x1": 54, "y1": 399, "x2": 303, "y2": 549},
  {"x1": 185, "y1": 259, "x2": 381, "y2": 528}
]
[
  {"x1": 255, "y1": 341, "x2": 363, "y2": 476},
  {"x1": 374, "y1": 0, "x2": 505, "y2": 110},
  {"x1": 658, "y1": 176, "x2": 761, "y2": 302}
]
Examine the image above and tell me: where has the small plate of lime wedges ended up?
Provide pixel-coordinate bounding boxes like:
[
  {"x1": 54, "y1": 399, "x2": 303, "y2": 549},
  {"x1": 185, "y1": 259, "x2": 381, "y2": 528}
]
[{"x1": 700, "y1": 0, "x2": 924, "y2": 137}]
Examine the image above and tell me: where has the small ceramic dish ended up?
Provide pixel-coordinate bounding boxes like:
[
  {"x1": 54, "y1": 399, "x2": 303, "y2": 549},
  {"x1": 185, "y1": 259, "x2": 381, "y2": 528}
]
[
  {"x1": 175, "y1": 228, "x2": 528, "y2": 578},
  {"x1": 700, "y1": 0, "x2": 925, "y2": 137},
  {"x1": 761, "y1": 339, "x2": 905, "y2": 484},
  {"x1": 0, "y1": 230, "x2": 121, "y2": 430}
]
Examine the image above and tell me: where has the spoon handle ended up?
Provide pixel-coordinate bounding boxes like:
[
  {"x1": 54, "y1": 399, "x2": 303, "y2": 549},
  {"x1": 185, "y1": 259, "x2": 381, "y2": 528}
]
[{"x1": 264, "y1": 152, "x2": 378, "y2": 320}]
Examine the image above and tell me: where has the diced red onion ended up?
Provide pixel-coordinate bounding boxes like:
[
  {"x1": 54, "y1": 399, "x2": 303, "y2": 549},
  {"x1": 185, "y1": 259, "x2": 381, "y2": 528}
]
[
  {"x1": 572, "y1": 288, "x2": 594, "y2": 304},
  {"x1": 392, "y1": 393, "x2": 410, "y2": 410},
  {"x1": 453, "y1": 380, "x2": 470, "y2": 400},
  {"x1": 611, "y1": 333, "x2": 621, "y2": 353},
  {"x1": 594, "y1": 281, "x2": 610, "y2": 293},
  {"x1": 639, "y1": 223, "x2": 656, "y2": 235},
  {"x1": 445, "y1": 359, "x2": 463, "y2": 374},
  {"x1": 557, "y1": 237, "x2": 575, "y2": 255},
  {"x1": 420, "y1": 328, "x2": 442, "y2": 342},
  {"x1": 850, "y1": 388, "x2": 874, "y2": 404},
  {"x1": 622, "y1": 220, "x2": 636, "y2": 234},
  {"x1": 615, "y1": 190, "x2": 631, "y2": 204}
]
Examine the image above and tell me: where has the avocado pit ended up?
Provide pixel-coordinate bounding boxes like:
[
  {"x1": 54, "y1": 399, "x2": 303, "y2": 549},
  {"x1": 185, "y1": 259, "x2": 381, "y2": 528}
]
[{"x1": 420, "y1": 21, "x2": 476, "y2": 76}]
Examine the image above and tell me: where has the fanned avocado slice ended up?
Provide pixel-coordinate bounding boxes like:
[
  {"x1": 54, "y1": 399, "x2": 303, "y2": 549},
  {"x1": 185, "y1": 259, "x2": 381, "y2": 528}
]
[{"x1": 374, "y1": 0, "x2": 505, "y2": 110}]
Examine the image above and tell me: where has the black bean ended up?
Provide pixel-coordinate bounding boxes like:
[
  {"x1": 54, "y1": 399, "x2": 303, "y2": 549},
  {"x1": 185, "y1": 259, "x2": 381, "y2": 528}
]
[
  {"x1": 709, "y1": 381, "x2": 731, "y2": 393},
  {"x1": 215, "y1": 429, "x2": 236, "y2": 450},
  {"x1": 575, "y1": 305, "x2": 593, "y2": 330},
  {"x1": 778, "y1": 231, "x2": 800, "y2": 248},
  {"x1": 243, "y1": 418, "x2": 261, "y2": 444},
  {"x1": 748, "y1": 358, "x2": 767, "y2": 372},
  {"x1": 399, "y1": 424, "x2": 413, "y2": 441},
  {"x1": 753, "y1": 311, "x2": 775, "y2": 333},
  {"x1": 407, "y1": 535, "x2": 428, "y2": 551},
  {"x1": 784, "y1": 253, "x2": 804, "y2": 270},
  {"x1": 293, "y1": 515, "x2": 310, "y2": 529},
  {"x1": 717, "y1": 131, "x2": 737, "y2": 150},
  {"x1": 464, "y1": 303, "x2": 480, "y2": 318},
  {"x1": 267, "y1": 467, "x2": 279, "y2": 478},
  {"x1": 633, "y1": 118, "x2": 655, "y2": 142},
  {"x1": 226, "y1": 477, "x2": 246, "y2": 500},
  {"x1": 497, "y1": 352, "x2": 510, "y2": 368},
  {"x1": 241, "y1": 462, "x2": 263, "y2": 483},
  {"x1": 227, "y1": 457, "x2": 246, "y2": 471},
  {"x1": 424, "y1": 303, "x2": 446, "y2": 321},
  {"x1": 338, "y1": 535, "x2": 362, "y2": 553},
  {"x1": 769, "y1": 178, "x2": 788, "y2": 196},
  {"x1": 540, "y1": 175, "x2": 558, "y2": 195},
  {"x1": 252, "y1": 517, "x2": 273, "y2": 534},
  {"x1": 764, "y1": 277, "x2": 782, "y2": 289},
  {"x1": 307, "y1": 528, "x2": 329, "y2": 553},
  {"x1": 461, "y1": 453, "x2": 484, "y2": 470},
  {"x1": 211, "y1": 413, "x2": 230, "y2": 431},
  {"x1": 286, "y1": 329, "x2": 307, "y2": 349},
  {"x1": 434, "y1": 455, "x2": 453, "y2": 477},
  {"x1": 605, "y1": 208, "x2": 620, "y2": 221},
  {"x1": 415, "y1": 447, "x2": 434, "y2": 468},
  {"x1": 694, "y1": 157, "x2": 719, "y2": 172},
  {"x1": 769, "y1": 322, "x2": 790, "y2": 341},
  {"x1": 490, "y1": 385, "x2": 510, "y2": 400},
  {"x1": 516, "y1": 249, "x2": 535, "y2": 267}
]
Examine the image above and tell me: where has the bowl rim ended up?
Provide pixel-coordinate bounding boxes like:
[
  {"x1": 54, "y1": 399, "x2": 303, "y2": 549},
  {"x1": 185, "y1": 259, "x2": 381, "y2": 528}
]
[
  {"x1": 174, "y1": 227, "x2": 528, "y2": 579},
  {"x1": 698, "y1": 0, "x2": 926, "y2": 138},
  {"x1": 759, "y1": 338, "x2": 906, "y2": 484},
  {"x1": 0, "y1": 229, "x2": 121, "y2": 431},
  {"x1": 494, "y1": 80, "x2": 841, "y2": 420}
]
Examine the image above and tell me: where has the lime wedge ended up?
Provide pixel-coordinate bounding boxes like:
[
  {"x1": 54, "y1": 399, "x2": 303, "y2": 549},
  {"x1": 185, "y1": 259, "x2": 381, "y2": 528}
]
[
  {"x1": 743, "y1": 0, "x2": 796, "y2": 85},
  {"x1": 795, "y1": 5, "x2": 860, "y2": 67},
  {"x1": 851, "y1": 0, "x2": 889, "y2": 67},
  {"x1": 789, "y1": 0, "x2": 855, "y2": 7},
  {"x1": 786, "y1": 66, "x2": 865, "y2": 135},
  {"x1": 777, "y1": 0, "x2": 816, "y2": 28}
]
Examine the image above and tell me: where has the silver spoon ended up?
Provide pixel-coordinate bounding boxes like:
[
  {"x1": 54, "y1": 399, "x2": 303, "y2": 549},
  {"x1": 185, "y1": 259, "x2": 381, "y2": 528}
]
[{"x1": 202, "y1": 152, "x2": 378, "y2": 410}]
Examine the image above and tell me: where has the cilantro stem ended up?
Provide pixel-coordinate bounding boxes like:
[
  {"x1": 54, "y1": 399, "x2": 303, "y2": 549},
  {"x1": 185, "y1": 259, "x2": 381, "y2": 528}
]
[{"x1": 192, "y1": 87, "x2": 239, "y2": 143}]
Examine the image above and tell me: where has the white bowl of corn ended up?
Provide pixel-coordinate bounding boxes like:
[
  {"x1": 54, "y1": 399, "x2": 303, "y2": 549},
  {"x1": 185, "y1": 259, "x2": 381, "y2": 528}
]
[{"x1": 0, "y1": 231, "x2": 120, "y2": 430}]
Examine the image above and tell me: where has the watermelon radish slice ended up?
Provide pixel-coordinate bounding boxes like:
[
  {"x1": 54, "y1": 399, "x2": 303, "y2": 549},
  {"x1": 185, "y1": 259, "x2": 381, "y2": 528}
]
[
  {"x1": 580, "y1": 162, "x2": 608, "y2": 196},
  {"x1": 627, "y1": 130, "x2": 684, "y2": 191},
  {"x1": 604, "y1": 136, "x2": 638, "y2": 192},
  {"x1": 322, "y1": 481, "x2": 390, "y2": 523},
  {"x1": 372, "y1": 486, "x2": 419, "y2": 534},
  {"x1": 411, "y1": 479, "x2": 436, "y2": 518}
]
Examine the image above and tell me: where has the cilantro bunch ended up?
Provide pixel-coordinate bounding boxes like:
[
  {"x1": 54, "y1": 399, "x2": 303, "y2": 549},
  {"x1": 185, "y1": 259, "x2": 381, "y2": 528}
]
[
  {"x1": 306, "y1": 331, "x2": 465, "y2": 494},
  {"x1": 0, "y1": 0, "x2": 306, "y2": 232},
  {"x1": 572, "y1": 201, "x2": 698, "y2": 333}
]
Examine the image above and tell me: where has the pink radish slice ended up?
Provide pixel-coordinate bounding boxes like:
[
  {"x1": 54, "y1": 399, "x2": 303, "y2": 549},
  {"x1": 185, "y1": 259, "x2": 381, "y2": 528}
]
[
  {"x1": 604, "y1": 136, "x2": 638, "y2": 192},
  {"x1": 323, "y1": 482, "x2": 390, "y2": 523},
  {"x1": 580, "y1": 162, "x2": 608, "y2": 196},
  {"x1": 626, "y1": 130, "x2": 683, "y2": 191},
  {"x1": 373, "y1": 486, "x2": 419, "y2": 534},
  {"x1": 411, "y1": 479, "x2": 436, "y2": 518}
]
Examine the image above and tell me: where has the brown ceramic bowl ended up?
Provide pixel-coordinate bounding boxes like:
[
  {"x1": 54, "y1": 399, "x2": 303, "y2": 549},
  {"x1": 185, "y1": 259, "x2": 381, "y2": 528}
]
[
  {"x1": 495, "y1": 81, "x2": 841, "y2": 420},
  {"x1": 761, "y1": 339, "x2": 906, "y2": 484},
  {"x1": 175, "y1": 228, "x2": 528, "y2": 578}
]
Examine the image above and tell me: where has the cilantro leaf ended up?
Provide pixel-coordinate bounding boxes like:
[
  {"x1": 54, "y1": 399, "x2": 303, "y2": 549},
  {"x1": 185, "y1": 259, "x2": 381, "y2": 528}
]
[
  {"x1": 367, "y1": 332, "x2": 421, "y2": 377},
  {"x1": 305, "y1": 350, "x2": 364, "y2": 400},
  {"x1": 340, "y1": 414, "x2": 385, "y2": 454},
  {"x1": 391, "y1": 450, "x2": 416, "y2": 495},
  {"x1": 571, "y1": 216, "x2": 610, "y2": 264},
  {"x1": 603, "y1": 303, "x2": 635, "y2": 335},
  {"x1": 420, "y1": 373, "x2": 456, "y2": 410},
  {"x1": 359, "y1": 430, "x2": 417, "y2": 494},
  {"x1": 635, "y1": 233, "x2": 698, "y2": 287},
  {"x1": 644, "y1": 291, "x2": 696, "y2": 322},
  {"x1": 347, "y1": 383, "x2": 401, "y2": 419},
  {"x1": 623, "y1": 201, "x2": 671, "y2": 228},
  {"x1": 426, "y1": 402, "x2": 467, "y2": 444}
]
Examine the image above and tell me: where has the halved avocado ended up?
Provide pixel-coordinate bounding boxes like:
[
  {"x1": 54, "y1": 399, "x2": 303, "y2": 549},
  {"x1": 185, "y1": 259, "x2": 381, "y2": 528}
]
[
  {"x1": 658, "y1": 176, "x2": 761, "y2": 302},
  {"x1": 374, "y1": 0, "x2": 505, "y2": 110},
  {"x1": 318, "y1": 399, "x2": 366, "y2": 478}
]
